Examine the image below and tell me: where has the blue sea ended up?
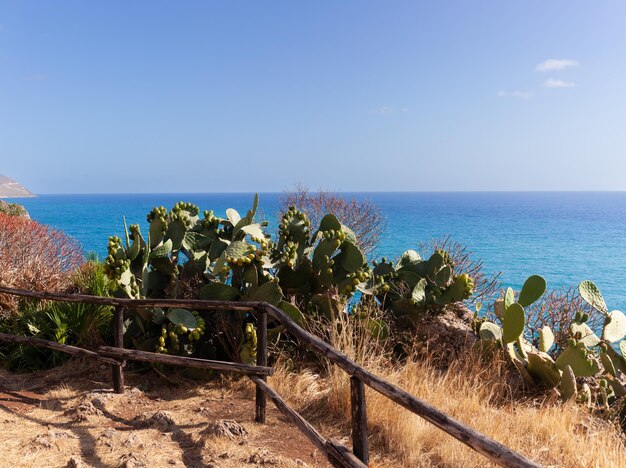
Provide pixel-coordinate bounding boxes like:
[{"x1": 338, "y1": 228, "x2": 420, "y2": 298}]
[{"x1": 12, "y1": 192, "x2": 626, "y2": 309}]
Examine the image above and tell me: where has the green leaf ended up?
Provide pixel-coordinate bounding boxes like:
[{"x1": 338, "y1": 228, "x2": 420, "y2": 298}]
[
  {"x1": 602, "y1": 310, "x2": 626, "y2": 343},
  {"x1": 578, "y1": 280, "x2": 608, "y2": 314},
  {"x1": 200, "y1": 283, "x2": 241, "y2": 301},
  {"x1": 502, "y1": 303, "x2": 525, "y2": 343},
  {"x1": 518, "y1": 275, "x2": 546, "y2": 307},
  {"x1": 479, "y1": 321, "x2": 502, "y2": 341},
  {"x1": 166, "y1": 308, "x2": 198, "y2": 330}
]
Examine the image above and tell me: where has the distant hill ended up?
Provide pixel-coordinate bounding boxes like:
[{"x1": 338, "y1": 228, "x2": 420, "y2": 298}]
[{"x1": 0, "y1": 175, "x2": 35, "y2": 198}]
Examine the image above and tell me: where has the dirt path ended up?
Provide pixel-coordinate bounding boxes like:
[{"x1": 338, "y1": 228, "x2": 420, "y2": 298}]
[{"x1": 0, "y1": 363, "x2": 331, "y2": 468}]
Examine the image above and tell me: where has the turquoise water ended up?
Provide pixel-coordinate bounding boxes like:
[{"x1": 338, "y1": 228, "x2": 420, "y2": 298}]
[{"x1": 12, "y1": 192, "x2": 626, "y2": 308}]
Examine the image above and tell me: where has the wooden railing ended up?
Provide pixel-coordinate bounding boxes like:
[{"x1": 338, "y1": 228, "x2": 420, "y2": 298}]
[{"x1": 0, "y1": 286, "x2": 540, "y2": 468}]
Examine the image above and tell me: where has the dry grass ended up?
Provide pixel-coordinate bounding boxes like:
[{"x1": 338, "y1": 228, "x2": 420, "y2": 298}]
[
  {"x1": 268, "y1": 356, "x2": 626, "y2": 467},
  {"x1": 265, "y1": 305, "x2": 626, "y2": 468}
]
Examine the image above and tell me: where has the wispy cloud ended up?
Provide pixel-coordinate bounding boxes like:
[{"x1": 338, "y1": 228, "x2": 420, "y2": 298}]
[
  {"x1": 498, "y1": 90, "x2": 534, "y2": 100},
  {"x1": 25, "y1": 73, "x2": 48, "y2": 81},
  {"x1": 535, "y1": 59, "x2": 579, "y2": 72},
  {"x1": 371, "y1": 106, "x2": 410, "y2": 115},
  {"x1": 542, "y1": 78, "x2": 576, "y2": 88}
]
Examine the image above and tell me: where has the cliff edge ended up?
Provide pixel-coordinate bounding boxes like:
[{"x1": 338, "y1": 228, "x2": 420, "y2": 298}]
[{"x1": 0, "y1": 175, "x2": 35, "y2": 198}]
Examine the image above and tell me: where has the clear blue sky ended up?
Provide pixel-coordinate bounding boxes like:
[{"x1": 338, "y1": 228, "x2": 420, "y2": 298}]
[{"x1": 1, "y1": 1, "x2": 625, "y2": 193}]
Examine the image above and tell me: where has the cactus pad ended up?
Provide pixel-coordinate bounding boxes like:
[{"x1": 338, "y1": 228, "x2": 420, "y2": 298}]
[
  {"x1": 518, "y1": 275, "x2": 546, "y2": 307},
  {"x1": 601, "y1": 310, "x2": 626, "y2": 343},
  {"x1": 578, "y1": 280, "x2": 608, "y2": 314},
  {"x1": 502, "y1": 303, "x2": 525, "y2": 343}
]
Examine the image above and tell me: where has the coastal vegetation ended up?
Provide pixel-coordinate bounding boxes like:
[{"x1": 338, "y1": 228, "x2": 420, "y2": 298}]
[{"x1": 0, "y1": 194, "x2": 625, "y2": 466}]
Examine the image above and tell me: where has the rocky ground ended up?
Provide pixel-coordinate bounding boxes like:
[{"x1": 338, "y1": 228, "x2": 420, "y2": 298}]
[{"x1": 0, "y1": 362, "x2": 330, "y2": 468}]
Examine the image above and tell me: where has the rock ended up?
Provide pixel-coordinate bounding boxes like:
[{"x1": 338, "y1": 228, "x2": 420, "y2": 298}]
[
  {"x1": 142, "y1": 411, "x2": 175, "y2": 430},
  {"x1": 119, "y1": 453, "x2": 146, "y2": 468},
  {"x1": 0, "y1": 174, "x2": 34, "y2": 198},
  {"x1": 64, "y1": 402, "x2": 103, "y2": 423},
  {"x1": 203, "y1": 419, "x2": 247, "y2": 439},
  {"x1": 246, "y1": 449, "x2": 278, "y2": 465},
  {"x1": 408, "y1": 304, "x2": 479, "y2": 365},
  {"x1": 67, "y1": 457, "x2": 93, "y2": 468}
]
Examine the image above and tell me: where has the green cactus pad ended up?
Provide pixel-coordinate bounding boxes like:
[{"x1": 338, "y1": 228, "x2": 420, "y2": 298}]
[
  {"x1": 200, "y1": 283, "x2": 241, "y2": 301},
  {"x1": 518, "y1": 275, "x2": 547, "y2": 307},
  {"x1": 504, "y1": 287, "x2": 515, "y2": 311},
  {"x1": 182, "y1": 232, "x2": 211, "y2": 252},
  {"x1": 411, "y1": 278, "x2": 427, "y2": 304},
  {"x1": 396, "y1": 250, "x2": 421, "y2": 269},
  {"x1": 225, "y1": 240, "x2": 254, "y2": 259},
  {"x1": 251, "y1": 282, "x2": 283, "y2": 306},
  {"x1": 502, "y1": 303, "x2": 525, "y2": 344},
  {"x1": 601, "y1": 310, "x2": 626, "y2": 343},
  {"x1": 539, "y1": 326, "x2": 554, "y2": 352},
  {"x1": 600, "y1": 351, "x2": 617, "y2": 377},
  {"x1": 570, "y1": 322, "x2": 601, "y2": 348},
  {"x1": 150, "y1": 239, "x2": 173, "y2": 259},
  {"x1": 318, "y1": 214, "x2": 342, "y2": 232},
  {"x1": 226, "y1": 208, "x2": 241, "y2": 225},
  {"x1": 425, "y1": 252, "x2": 445, "y2": 277},
  {"x1": 241, "y1": 223, "x2": 265, "y2": 240},
  {"x1": 278, "y1": 301, "x2": 304, "y2": 325},
  {"x1": 341, "y1": 241, "x2": 365, "y2": 273},
  {"x1": 479, "y1": 321, "x2": 502, "y2": 341},
  {"x1": 366, "y1": 318, "x2": 389, "y2": 340},
  {"x1": 166, "y1": 309, "x2": 198, "y2": 330},
  {"x1": 527, "y1": 352, "x2": 561, "y2": 388},
  {"x1": 560, "y1": 365, "x2": 577, "y2": 401},
  {"x1": 555, "y1": 342, "x2": 602, "y2": 377},
  {"x1": 578, "y1": 280, "x2": 608, "y2": 314}
]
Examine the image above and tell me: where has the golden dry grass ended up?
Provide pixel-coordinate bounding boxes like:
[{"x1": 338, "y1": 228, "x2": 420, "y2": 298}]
[{"x1": 263, "y1": 307, "x2": 626, "y2": 468}]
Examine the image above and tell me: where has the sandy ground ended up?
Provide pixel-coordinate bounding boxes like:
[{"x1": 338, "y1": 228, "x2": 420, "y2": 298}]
[{"x1": 0, "y1": 360, "x2": 332, "y2": 468}]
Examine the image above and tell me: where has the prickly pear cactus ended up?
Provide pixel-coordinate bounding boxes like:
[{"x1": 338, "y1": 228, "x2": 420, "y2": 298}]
[{"x1": 370, "y1": 249, "x2": 475, "y2": 321}]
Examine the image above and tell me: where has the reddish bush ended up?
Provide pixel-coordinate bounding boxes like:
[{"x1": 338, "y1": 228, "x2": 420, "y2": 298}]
[{"x1": 0, "y1": 213, "x2": 83, "y2": 312}]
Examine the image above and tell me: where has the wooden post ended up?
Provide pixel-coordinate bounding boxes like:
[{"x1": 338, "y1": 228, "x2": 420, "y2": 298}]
[
  {"x1": 255, "y1": 308, "x2": 268, "y2": 423},
  {"x1": 112, "y1": 306, "x2": 125, "y2": 394},
  {"x1": 350, "y1": 377, "x2": 369, "y2": 465}
]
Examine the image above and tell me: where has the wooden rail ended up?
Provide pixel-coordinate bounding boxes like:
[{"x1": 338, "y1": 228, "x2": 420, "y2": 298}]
[{"x1": 0, "y1": 286, "x2": 540, "y2": 468}]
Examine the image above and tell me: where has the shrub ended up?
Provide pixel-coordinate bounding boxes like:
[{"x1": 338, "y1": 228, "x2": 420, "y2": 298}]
[
  {"x1": 0, "y1": 213, "x2": 83, "y2": 313},
  {"x1": 1, "y1": 260, "x2": 114, "y2": 370}
]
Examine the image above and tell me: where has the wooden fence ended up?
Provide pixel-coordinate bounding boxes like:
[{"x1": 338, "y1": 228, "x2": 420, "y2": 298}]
[{"x1": 0, "y1": 286, "x2": 540, "y2": 468}]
